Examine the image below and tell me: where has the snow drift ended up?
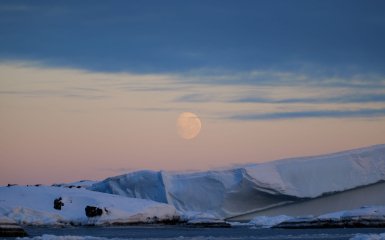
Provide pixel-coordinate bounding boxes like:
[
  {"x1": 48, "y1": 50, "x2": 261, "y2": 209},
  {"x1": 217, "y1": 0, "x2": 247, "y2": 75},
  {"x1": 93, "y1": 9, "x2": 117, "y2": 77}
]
[
  {"x1": 90, "y1": 144, "x2": 385, "y2": 219},
  {"x1": 0, "y1": 186, "x2": 178, "y2": 225}
]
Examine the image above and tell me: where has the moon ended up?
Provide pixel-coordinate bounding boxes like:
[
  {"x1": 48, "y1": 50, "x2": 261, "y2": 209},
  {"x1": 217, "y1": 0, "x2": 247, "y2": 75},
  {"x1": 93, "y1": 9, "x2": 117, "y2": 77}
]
[{"x1": 177, "y1": 112, "x2": 202, "y2": 140}]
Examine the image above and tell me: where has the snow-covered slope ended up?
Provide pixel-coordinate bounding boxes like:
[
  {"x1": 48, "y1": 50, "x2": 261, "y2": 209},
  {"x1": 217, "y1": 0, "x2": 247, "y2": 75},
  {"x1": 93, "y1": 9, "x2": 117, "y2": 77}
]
[
  {"x1": 90, "y1": 144, "x2": 385, "y2": 218},
  {"x1": 0, "y1": 186, "x2": 178, "y2": 225}
]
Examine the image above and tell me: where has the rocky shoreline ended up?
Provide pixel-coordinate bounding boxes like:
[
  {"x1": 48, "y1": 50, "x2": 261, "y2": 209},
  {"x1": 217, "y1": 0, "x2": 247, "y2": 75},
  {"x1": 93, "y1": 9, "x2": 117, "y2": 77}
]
[{"x1": 0, "y1": 216, "x2": 28, "y2": 237}]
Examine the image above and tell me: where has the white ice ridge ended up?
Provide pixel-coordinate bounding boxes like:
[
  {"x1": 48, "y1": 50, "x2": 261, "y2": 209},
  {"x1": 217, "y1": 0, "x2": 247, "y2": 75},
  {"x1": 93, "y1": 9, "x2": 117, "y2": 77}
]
[
  {"x1": 90, "y1": 144, "x2": 385, "y2": 218},
  {"x1": 0, "y1": 186, "x2": 178, "y2": 225}
]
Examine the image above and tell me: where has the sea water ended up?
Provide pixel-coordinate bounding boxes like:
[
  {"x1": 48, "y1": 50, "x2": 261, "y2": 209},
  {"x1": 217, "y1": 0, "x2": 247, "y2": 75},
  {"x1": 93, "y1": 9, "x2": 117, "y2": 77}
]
[{"x1": 6, "y1": 226, "x2": 385, "y2": 240}]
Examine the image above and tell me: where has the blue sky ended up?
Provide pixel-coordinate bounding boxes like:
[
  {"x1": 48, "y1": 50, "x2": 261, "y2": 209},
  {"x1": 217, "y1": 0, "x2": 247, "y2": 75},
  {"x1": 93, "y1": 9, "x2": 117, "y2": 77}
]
[
  {"x1": 1, "y1": 0, "x2": 385, "y2": 119},
  {"x1": 1, "y1": 0, "x2": 385, "y2": 75},
  {"x1": 1, "y1": 1, "x2": 385, "y2": 183}
]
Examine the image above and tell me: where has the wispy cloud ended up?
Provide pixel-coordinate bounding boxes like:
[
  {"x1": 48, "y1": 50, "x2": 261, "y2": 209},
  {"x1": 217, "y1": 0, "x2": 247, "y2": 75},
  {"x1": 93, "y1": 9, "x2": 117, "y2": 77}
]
[
  {"x1": 174, "y1": 93, "x2": 214, "y2": 103},
  {"x1": 232, "y1": 93, "x2": 385, "y2": 104},
  {"x1": 0, "y1": 90, "x2": 108, "y2": 100},
  {"x1": 122, "y1": 107, "x2": 185, "y2": 112},
  {"x1": 182, "y1": 69, "x2": 385, "y2": 88},
  {"x1": 2, "y1": 61, "x2": 385, "y2": 122},
  {"x1": 230, "y1": 108, "x2": 385, "y2": 121}
]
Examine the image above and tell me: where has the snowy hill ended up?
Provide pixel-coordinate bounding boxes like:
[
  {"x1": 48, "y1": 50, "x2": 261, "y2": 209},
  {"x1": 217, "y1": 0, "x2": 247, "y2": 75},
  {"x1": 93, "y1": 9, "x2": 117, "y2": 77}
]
[
  {"x1": 0, "y1": 186, "x2": 178, "y2": 225},
  {"x1": 90, "y1": 144, "x2": 385, "y2": 219}
]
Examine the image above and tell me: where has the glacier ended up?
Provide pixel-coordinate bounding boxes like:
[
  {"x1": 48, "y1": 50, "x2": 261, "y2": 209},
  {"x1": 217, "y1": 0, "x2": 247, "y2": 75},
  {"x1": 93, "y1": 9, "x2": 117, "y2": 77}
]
[{"x1": 90, "y1": 144, "x2": 385, "y2": 219}]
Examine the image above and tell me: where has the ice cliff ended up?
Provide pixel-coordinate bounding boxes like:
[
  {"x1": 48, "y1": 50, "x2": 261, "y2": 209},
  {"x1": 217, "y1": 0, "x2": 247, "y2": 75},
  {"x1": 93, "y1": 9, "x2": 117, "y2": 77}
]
[{"x1": 90, "y1": 144, "x2": 385, "y2": 218}]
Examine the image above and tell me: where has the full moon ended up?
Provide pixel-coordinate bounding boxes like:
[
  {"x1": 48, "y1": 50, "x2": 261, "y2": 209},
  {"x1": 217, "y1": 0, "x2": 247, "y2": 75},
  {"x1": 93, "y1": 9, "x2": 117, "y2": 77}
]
[{"x1": 177, "y1": 112, "x2": 202, "y2": 140}]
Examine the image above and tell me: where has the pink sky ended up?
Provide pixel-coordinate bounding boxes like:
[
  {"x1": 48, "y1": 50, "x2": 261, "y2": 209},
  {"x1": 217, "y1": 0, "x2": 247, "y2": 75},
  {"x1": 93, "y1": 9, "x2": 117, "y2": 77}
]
[{"x1": 1, "y1": 63, "x2": 385, "y2": 185}]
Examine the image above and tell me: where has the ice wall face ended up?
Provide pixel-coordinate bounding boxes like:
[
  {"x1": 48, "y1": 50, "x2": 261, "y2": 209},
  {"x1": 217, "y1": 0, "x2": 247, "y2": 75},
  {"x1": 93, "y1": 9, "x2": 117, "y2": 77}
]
[
  {"x1": 90, "y1": 144, "x2": 385, "y2": 218},
  {"x1": 162, "y1": 169, "x2": 300, "y2": 217},
  {"x1": 91, "y1": 170, "x2": 167, "y2": 203},
  {"x1": 245, "y1": 144, "x2": 385, "y2": 198}
]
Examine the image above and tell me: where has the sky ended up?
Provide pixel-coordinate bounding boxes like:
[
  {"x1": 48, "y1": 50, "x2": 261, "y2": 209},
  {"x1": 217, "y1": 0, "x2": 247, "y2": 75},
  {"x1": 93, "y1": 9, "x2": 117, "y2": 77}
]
[{"x1": 1, "y1": 0, "x2": 385, "y2": 185}]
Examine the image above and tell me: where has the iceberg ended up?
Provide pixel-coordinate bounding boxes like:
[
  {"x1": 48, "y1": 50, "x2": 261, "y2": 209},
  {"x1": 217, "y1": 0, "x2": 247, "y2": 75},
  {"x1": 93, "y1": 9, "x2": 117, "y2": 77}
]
[{"x1": 90, "y1": 144, "x2": 385, "y2": 219}]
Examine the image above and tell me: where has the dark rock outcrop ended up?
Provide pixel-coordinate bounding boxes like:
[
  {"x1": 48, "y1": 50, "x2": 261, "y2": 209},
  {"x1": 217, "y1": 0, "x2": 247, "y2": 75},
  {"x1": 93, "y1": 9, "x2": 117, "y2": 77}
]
[
  {"x1": 274, "y1": 217, "x2": 385, "y2": 228},
  {"x1": 85, "y1": 206, "x2": 103, "y2": 217},
  {"x1": 186, "y1": 219, "x2": 231, "y2": 228},
  {"x1": 53, "y1": 197, "x2": 64, "y2": 210}
]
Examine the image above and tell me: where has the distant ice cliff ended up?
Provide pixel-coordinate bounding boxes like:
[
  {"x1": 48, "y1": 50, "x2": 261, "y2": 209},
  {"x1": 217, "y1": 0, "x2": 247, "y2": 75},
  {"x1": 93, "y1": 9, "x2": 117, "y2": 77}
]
[{"x1": 90, "y1": 144, "x2": 385, "y2": 218}]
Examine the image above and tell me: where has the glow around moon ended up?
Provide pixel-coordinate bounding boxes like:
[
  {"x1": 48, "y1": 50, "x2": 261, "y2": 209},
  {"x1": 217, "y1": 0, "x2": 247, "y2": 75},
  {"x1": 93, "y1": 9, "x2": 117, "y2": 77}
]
[{"x1": 177, "y1": 112, "x2": 202, "y2": 140}]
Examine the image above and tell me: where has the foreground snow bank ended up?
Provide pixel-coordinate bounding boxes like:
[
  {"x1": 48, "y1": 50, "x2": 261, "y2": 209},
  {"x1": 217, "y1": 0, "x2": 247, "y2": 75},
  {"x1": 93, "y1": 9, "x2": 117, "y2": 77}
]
[
  {"x1": 350, "y1": 233, "x2": 385, "y2": 240},
  {"x1": 0, "y1": 186, "x2": 178, "y2": 225},
  {"x1": 90, "y1": 144, "x2": 385, "y2": 218},
  {"x1": 275, "y1": 206, "x2": 385, "y2": 228},
  {"x1": 248, "y1": 215, "x2": 293, "y2": 228}
]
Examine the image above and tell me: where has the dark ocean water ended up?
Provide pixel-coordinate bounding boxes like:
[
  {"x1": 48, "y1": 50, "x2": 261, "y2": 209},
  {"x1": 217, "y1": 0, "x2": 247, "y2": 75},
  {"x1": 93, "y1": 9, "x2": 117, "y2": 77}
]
[{"x1": 6, "y1": 226, "x2": 384, "y2": 240}]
